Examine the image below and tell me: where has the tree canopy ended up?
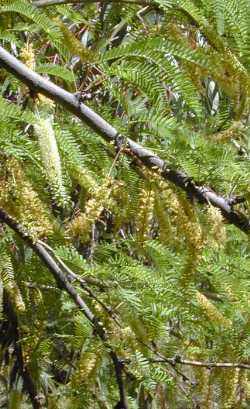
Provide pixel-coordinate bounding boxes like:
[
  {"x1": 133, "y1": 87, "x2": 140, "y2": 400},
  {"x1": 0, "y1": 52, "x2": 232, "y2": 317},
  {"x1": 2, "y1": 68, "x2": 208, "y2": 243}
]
[{"x1": 1, "y1": 0, "x2": 250, "y2": 408}]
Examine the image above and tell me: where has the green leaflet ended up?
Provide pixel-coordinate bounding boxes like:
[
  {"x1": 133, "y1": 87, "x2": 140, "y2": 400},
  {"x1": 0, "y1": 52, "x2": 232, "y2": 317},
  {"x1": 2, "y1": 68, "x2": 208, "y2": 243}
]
[
  {"x1": 0, "y1": 96, "x2": 36, "y2": 123},
  {"x1": 36, "y1": 63, "x2": 75, "y2": 83}
]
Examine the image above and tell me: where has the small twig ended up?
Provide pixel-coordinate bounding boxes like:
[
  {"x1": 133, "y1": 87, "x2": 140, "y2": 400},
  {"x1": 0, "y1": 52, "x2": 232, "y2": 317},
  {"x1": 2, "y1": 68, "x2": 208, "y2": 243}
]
[
  {"x1": 136, "y1": 5, "x2": 152, "y2": 30},
  {"x1": 150, "y1": 357, "x2": 250, "y2": 370},
  {"x1": 37, "y1": 239, "x2": 121, "y2": 325},
  {"x1": 108, "y1": 135, "x2": 126, "y2": 177},
  {"x1": 232, "y1": 139, "x2": 250, "y2": 160},
  {"x1": 137, "y1": 340, "x2": 194, "y2": 386},
  {"x1": 25, "y1": 281, "x2": 60, "y2": 291}
]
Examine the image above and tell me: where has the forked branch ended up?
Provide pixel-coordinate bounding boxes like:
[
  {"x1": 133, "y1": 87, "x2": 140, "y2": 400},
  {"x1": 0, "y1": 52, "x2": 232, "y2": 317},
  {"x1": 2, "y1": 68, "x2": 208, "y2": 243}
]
[{"x1": 0, "y1": 208, "x2": 129, "y2": 409}]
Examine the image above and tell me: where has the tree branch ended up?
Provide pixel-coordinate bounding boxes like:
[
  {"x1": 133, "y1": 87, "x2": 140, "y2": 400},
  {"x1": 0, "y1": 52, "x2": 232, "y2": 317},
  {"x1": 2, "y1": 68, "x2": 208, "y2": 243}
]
[
  {"x1": 0, "y1": 208, "x2": 129, "y2": 409},
  {"x1": 3, "y1": 292, "x2": 42, "y2": 409},
  {"x1": 37, "y1": 239, "x2": 121, "y2": 326},
  {"x1": 138, "y1": 340, "x2": 195, "y2": 385},
  {"x1": 110, "y1": 351, "x2": 130, "y2": 409},
  {"x1": 0, "y1": 45, "x2": 249, "y2": 234},
  {"x1": 232, "y1": 139, "x2": 250, "y2": 160},
  {"x1": 0, "y1": 209, "x2": 103, "y2": 332},
  {"x1": 33, "y1": 0, "x2": 151, "y2": 7},
  {"x1": 151, "y1": 356, "x2": 250, "y2": 370}
]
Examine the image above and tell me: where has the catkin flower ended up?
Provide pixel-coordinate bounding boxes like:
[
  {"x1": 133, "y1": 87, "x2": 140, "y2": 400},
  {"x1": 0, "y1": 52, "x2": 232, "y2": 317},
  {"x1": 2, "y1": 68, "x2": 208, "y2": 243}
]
[
  {"x1": 207, "y1": 205, "x2": 226, "y2": 246},
  {"x1": 20, "y1": 43, "x2": 55, "y2": 108},
  {"x1": 36, "y1": 93, "x2": 55, "y2": 109},
  {"x1": 68, "y1": 177, "x2": 117, "y2": 240},
  {"x1": 0, "y1": 158, "x2": 52, "y2": 237},
  {"x1": 20, "y1": 43, "x2": 35, "y2": 70},
  {"x1": 196, "y1": 291, "x2": 231, "y2": 327},
  {"x1": 34, "y1": 116, "x2": 68, "y2": 206},
  {"x1": 136, "y1": 188, "x2": 155, "y2": 242},
  {"x1": 20, "y1": 43, "x2": 36, "y2": 97}
]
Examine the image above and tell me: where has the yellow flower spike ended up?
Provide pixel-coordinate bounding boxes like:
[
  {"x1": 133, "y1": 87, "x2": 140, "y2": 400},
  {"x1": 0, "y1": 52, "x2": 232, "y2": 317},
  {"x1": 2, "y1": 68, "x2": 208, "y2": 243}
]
[
  {"x1": 19, "y1": 42, "x2": 36, "y2": 97},
  {"x1": 207, "y1": 204, "x2": 226, "y2": 246},
  {"x1": 34, "y1": 116, "x2": 68, "y2": 207},
  {"x1": 136, "y1": 187, "x2": 155, "y2": 242},
  {"x1": 68, "y1": 177, "x2": 117, "y2": 240},
  {"x1": 20, "y1": 43, "x2": 35, "y2": 71},
  {"x1": 37, "y1": 93, "x2": 55, "y2": 109},
  {"x1": 0, "y1": 158, "x2": 52, "y2": 238},
  {"x1": 196, "y1": 291, "x2": 231, "y2": 328}
]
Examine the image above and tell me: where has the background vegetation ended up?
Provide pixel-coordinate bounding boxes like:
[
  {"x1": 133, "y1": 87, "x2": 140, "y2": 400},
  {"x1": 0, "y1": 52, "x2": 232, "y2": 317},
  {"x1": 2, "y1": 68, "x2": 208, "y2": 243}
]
[{"x1": 1, "y1": 0, "x2": 250, "y2": 407}]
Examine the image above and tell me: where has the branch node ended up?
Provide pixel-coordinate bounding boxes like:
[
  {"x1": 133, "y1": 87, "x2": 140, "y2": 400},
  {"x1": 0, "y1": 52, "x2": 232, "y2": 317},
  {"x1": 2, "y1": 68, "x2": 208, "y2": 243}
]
[{"x1": 114, "y1": 133, "x2": 126, "y2": 154}]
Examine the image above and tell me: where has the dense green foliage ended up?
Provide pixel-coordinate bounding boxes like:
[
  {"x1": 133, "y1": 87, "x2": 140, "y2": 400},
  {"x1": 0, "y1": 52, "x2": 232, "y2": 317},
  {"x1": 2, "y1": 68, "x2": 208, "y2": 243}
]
[{"x1": 1, "y1": 0, "x2": 250, "y2": 407}]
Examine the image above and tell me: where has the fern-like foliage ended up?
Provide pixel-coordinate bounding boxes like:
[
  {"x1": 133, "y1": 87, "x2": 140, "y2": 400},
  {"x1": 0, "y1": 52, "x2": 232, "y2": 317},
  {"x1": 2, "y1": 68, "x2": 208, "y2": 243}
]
[{"x1": 1, "y1": 0, "x2": 250, "y2": 408}]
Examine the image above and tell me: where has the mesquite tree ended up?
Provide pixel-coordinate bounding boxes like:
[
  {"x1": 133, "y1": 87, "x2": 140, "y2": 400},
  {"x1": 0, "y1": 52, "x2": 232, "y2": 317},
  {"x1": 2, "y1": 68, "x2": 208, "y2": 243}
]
[{"x1": 1, "y1": 0, "x2": 250, "y2": 408}]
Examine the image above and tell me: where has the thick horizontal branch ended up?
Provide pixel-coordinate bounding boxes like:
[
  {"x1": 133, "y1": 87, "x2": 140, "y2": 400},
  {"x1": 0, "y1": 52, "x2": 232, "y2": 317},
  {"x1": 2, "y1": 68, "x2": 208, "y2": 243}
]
[
  {"x1": 33, "y1": 0, "x2": 151, "y2": 7},
  {"x1": 152, "y1": 356, "x2": 250, "y2": 370},
  {"x1": 0, "y1": 46, "x2": 249, "y2": 234}
]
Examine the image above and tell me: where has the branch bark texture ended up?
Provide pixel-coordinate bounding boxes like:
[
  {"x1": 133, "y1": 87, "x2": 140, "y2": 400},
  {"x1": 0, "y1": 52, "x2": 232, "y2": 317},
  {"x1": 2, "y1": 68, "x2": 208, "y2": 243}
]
[
  {"x1": 33, "y1": 0, "x2": 151, "y2": 6},
  {"x1": 0, "y1": 46, "x2": 249, "y2": 234}
]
